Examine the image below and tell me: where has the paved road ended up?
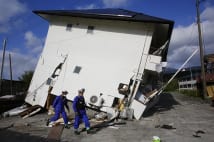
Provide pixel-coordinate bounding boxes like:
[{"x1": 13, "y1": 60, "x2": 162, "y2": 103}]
[{"x1": 0, "y1": 92, "x2": 214, "y2": 142}]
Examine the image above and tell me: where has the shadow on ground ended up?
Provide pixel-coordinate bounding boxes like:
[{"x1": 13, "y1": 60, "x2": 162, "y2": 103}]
[
  {"x1": 0, "y1": 100, "x2": 24, "y2": 114},
  {"x1": 0, "y1": 129, "x2": 48, "y2": 142},
  {"x1": 142, "y1": 92, "x2": 180, "y2": 117}
]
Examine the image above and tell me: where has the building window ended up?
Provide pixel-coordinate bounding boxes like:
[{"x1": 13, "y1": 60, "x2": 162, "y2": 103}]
[
  {"x1": 66, "y1": 24, "x2": 72, "y2": 31},
  {"x1": 87, "y1": 26, "x2": 94, "y2": 34},
  {"x1": 73, "y1": 66, "x2": 82, "y2": 74}
]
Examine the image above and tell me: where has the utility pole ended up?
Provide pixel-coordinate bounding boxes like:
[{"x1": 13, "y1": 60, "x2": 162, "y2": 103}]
[
  {"x1": 196, "y1": 0, "x2": 207, "y2": 99},
  {"x1": 0, "y1": 39, "x2": 7, "y2": 95},
  {"x1": 9, "y1": 53, "x2": 13, "y2": 95}
]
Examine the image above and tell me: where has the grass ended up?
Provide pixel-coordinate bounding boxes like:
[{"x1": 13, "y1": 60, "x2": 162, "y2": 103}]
[{"x1": 178, "y1": 89, "x2": 201, "y2": 97}]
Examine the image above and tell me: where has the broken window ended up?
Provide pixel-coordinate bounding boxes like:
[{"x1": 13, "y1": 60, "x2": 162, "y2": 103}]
[
  {"x1": 87, "y1": 26, "x2": 94, "y2": 34},
  {"x1": 66, "y1": 24, "x2": 73, "y2": 31}
]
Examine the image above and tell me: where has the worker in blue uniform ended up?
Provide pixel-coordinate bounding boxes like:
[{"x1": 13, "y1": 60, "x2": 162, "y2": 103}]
[
  {"x1": 46, "y1": 90, "x2": 70, "y2": 129},
  {"x1": 72, "y1": 88, "x2": 91, "y2": 134}
]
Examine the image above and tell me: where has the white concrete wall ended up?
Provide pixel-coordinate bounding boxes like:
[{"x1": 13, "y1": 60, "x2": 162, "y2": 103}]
[{"x1": 26, "y1": 16, "x2": 154, "y2": 108}]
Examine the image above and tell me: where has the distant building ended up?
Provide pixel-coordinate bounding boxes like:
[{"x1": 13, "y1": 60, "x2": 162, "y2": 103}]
[
  {"x1": 0, "y1": 79, "x2": 24, "y2": 96},
  {"x1": 177, "y1": 54, "x2": 214, "y2": 100},
  {"x1": 202, "y1": 54, "x2": 214, "y2": 104},
  {"x1": 204, "y1": 54, "x2": 214, "y2": 74},
  {"x1": 178, "y1": 67, "x2": 201, "y2": 90}
]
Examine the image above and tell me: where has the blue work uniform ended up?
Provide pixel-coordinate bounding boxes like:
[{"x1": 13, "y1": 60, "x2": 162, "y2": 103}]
[
  {"x1": 73, "y1": 95, "x2": 90, "y2": 129},
  {"x1": 50, "y1": 95, "x2": 69, "y2": 124}
]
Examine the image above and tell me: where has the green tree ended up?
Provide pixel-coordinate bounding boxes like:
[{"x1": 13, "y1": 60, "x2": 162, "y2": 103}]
[
  {"x1": 18, "y1": 70, "x2": 34, "y2": 91},
  {"x1": 164, "y1": 78, "x2": 179, "y2": 92}
]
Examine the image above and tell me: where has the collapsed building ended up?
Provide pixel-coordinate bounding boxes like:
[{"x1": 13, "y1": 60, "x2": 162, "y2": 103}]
[{"x1": 25, "y1": 8, "x2": 174, "y2": 120}]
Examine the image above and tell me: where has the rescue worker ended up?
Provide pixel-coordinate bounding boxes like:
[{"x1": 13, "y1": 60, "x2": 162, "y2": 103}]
[
  {"x1": 47, "y1": 90, "x2": 70, "y2": 129},
  {"x1": 72, "y1": 88, "x2": 91, "y2": 135}
]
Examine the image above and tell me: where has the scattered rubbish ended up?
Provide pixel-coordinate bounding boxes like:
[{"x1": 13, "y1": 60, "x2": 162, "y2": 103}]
[
  {"x1": 0, "y1": 95, "x2": 16, "y2": 100},
  {"x1": 120, "y1": 107, "x2": 134, "y2": 120},
  {"x1": 108, "y1": 126, "x2": 119, "y2": 129},
  {"x1": 2, "y1": 104, "x2": 28, "y2": 117},
  {"x1": 152, "y1": 136, "x2": 161, "y2": 142},
  {"x1": 193, "y1": 130, "x2": 205, "y2": 138},
  {"x1": 20, "y1": 105, "x2": 42, "y2": 119},
  {"x1": 156, "y1": 124, "x2": 176, "y2": 130},
  {"x1": 193, "y1": 134, "x2": 201, "y2": 138},
  {"x1": 196, "y1": 130, "x2": 205, "y2": 134},
  {"x1": 95, "y1": 112, "x2": 108, "y2": 121},
  {"x1": 47, "y1": 124, "x2": 64, "y2": 141}
]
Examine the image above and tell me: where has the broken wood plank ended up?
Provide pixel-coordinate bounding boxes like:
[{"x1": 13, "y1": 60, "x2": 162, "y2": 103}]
[
  {"x1": 19, "y1": 105, "x2": 41, "y2": 118},
  {"x1": 47, "y1": 124, "x2": 64, "y2": 141},
  {"x1": 22, "y1": 108, "x2": 41, "y2": 119}
]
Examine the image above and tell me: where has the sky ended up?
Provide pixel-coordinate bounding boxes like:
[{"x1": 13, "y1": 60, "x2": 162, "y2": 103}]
[{"x1": 0, "y1": 0, "x2": 214, "y2": 80}]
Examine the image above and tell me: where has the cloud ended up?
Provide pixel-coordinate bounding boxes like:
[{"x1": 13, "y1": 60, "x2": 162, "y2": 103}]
[
  {"x1": 0, "y1": 51, "x2": 37, "y2": 80},
  {"x1": 24, "y1": 31, "x2": 44, "y2": 54},
  {"x1": 201, "y1": 6, "x2": 214, "y2": 21},
  {"x1": 167, "y1": 6, "x2": 214, "y2": 69},
  {"x1": 167, "y1": 45, "x2": 199, "y2": 68},
  {"x1": 76, "y1": 4, "x2": 98, "y2": 9},
  {"x1": 102, "y1": 0, "x2": 128, "y2": 8},
  {"x1": 0, "y1": 0, "x2": 27, "y2": 33},
  {"x1": 0, "y1": 0, "x2": 26, "y2": 22},
  {"x1": 0, "y1": 31, "x2": 44, "y2": 80},
  {"x1": 170, "y1": 23, "x2": 198, "y2": 48}
]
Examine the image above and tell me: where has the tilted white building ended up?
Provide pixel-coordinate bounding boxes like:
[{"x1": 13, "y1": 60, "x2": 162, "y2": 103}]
[{"x1": 25, "y1": 9, "x2": 174, "y2": 119}]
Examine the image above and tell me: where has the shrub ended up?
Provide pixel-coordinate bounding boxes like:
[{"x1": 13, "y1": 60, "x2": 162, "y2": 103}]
[
  {"x1": 164, "y1": 79, "x2": 179, "y2": 91},
  {"x1": 179, "y1": 89, "x2": 200, "y2": 97}
]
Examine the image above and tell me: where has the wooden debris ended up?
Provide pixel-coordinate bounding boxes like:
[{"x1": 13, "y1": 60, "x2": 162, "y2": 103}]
[
  {"x1": 19, "y1": 105, "x2": 41, "y2": 119},
  {"x1": 47, "y1": 124, "x2": 64, "y2": 141}
]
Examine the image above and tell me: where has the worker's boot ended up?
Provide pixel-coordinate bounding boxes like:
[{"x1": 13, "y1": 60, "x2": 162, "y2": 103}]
[
  {"x1": 64, "y1": 124, "x2": 70, "y2": 129},
  {"x1": 86, "y1": 128, "x2": 91, "y2": 134},
  {"x1": 46, "y1": 120, "x2": 54, "y2": 127}
]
